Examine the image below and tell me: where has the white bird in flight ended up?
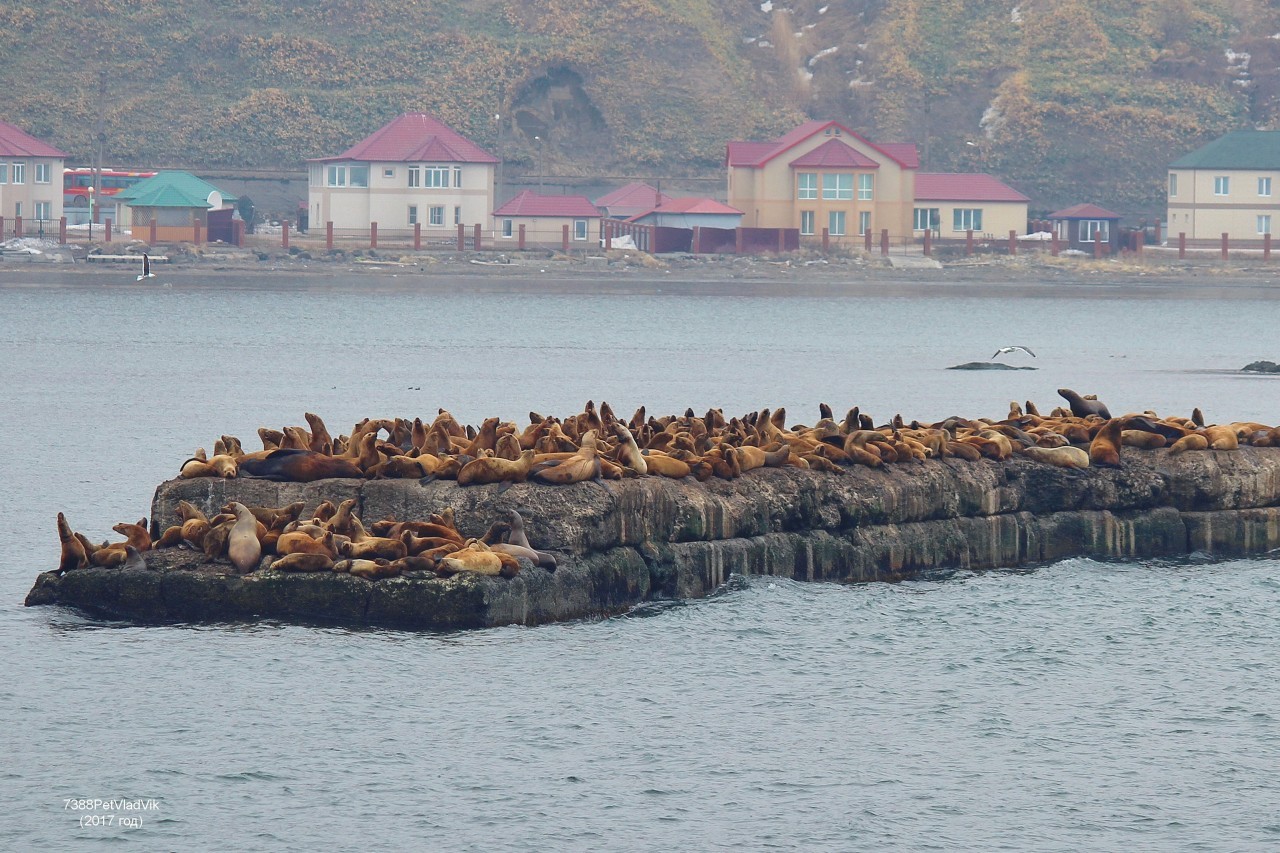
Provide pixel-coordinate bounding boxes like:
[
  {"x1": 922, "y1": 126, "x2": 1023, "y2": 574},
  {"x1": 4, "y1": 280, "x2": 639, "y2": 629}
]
[
  {"x1": 992, "y1": 345, "x2": 1036, "y2": 359},
  {"x1": 136, "y1": 252, "x2": 155, "y2": 282}
]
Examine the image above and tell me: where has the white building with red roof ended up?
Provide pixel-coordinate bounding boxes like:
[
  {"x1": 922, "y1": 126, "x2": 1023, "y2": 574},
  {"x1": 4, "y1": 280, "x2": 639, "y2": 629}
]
[
  {"x1": 726, "y1": 119, "x2": 918, "y2": 242},
  {"x1": 594, "y1": 182, "x2": 674, "y2": 219},
  {"x1": 625, "y1": 197, "x2": 743, "y2": 230},
  {"x1": 0, "y1": 118, "x2": 67, "y2": 230},
  {"x1": 306, "y1": 113, "x2": 497, "y2": 234},
  {"x1": 492, "y1": 190, "x2": 601, "y2": 246},
  {"x1": 913, "y1": 173, "x2": 1030, "y2": 239}
]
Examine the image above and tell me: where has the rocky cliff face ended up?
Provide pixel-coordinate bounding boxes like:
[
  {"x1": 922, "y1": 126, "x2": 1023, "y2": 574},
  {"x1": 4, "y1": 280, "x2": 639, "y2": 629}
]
[{"x1": 26, "y1": 447, "x2": 1280, "y2": 629}]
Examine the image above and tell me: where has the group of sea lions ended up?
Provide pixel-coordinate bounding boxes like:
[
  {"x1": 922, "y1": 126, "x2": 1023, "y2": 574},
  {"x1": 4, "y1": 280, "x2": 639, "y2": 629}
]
[
  {"x1": 55, "y1": 502, "x2": 556, "y2": 581},
  {"x1": 174, "y1": 390, "x2": 1280, "y2": 486}
]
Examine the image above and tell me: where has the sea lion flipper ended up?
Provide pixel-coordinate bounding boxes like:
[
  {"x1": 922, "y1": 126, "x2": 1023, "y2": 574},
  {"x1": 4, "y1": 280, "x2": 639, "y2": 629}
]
[{"x1": 418, "y1": 475, "x2": 437, "y2": 485}]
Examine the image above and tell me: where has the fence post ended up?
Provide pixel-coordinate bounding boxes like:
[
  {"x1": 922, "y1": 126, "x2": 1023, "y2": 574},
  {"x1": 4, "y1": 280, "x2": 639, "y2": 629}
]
[
  {"x1": 326, "y1": 221, "x2": 334, "y2": 250},
  {"x1": 105, "y1": 219, "x2": 112, "y2": 243},
  {"x1": 150, "y1": 221, "x2": 157, "y2": 245},
  {"x1": 691, "y1": 226, "x2": 700, "y2": 254},
  {"x1": 922, "y1": 228, "x2": 931, "y2": 256},
  {"x1": 473, "y1": 224, "x2": 482, "y2": 251},
  {"x1": 1266, "y1": 232, "x2": 1272, "y2": 262},
  {"x1": 14, "y1": 216, "x2": 21, "y2": 238},
  {"x1": 413, "y1": 222, "x2": 421, "y2": 250},
  {"x1": 1155, "y1": 219, "x2": 1162, "y2": 245},
  {"x1": 59, "y1": 216, "x2": 66, "y2": 244},
  {"x1": 864, "y1": 227, "x2": 872, "y2": 253},
  {"x1": 1134, "y1": 230, "x2": 1144, "y2": 256},
  {"x1": 1093, "y1": 231, "x2": 1102, "y2": 259},
  {"x1": 1051, "y1": 231, "x2": 1060, "y2": 256},
  {"x1": 193, "y1": 220, "x2": 201, "y2": 245},
  {"x1": 281, "y1": 220, "x2": 289, "y2": 249},
  {"x1": 370, "y1": 222, "x2": 379, "y2": 249},
  {"x1": 0, "y1": 216, "x2": 5, "y2": 240},
  {"x1": 879, "y1": 228, "x2": 888, "y2": 256},
  {"x1": 604, "y1": 220, "x2": 613, "y2": 251},
  {"x1": 1220, "y1": 232, "x2": 1229, "y2": 260},
  {"x1": 518, "y1": 224, "x2": 526, "y2": 250},
  {"x1": 233, "y1": 218, "x2": 245, "y2": 247},
  {"x1": 735, "y1": 228, "x2": 744, "y2": 254},
  {"x1": 1178, "y1": 232, "x2": 1186, "y2": 259},
  {"x1": 776, "y1": 229, "x2": 785, "y2": 253},
  {"x1": 966, "y1": 229, "x2": 974, "y2": 256},
  {"x1": 822, "y1": 227, "x2": 829, "y2": 254},
  {"x1": 1008, "y1": 229, "x2": 1017, "y2": 256}
]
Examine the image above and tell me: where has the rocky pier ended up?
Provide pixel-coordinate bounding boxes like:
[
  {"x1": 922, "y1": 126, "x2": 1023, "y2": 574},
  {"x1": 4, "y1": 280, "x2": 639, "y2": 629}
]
[{"x1": 25, "y1": 446, "x2": 1280, "y2": 630}]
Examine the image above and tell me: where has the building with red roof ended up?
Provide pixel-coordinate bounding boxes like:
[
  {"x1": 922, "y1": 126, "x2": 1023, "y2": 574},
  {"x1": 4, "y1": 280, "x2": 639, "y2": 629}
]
[
  {"x1": 625, "y1": 197, "x2": 743, "y2": 229},
  {"x1": 726, "y1": 120, "x2": 918, "y2": 243},
  {"x1": 913, "y1": 172, "x2": 1030, "y2": 239},
  {"x1": 492, "y1": 190, "x2": 601, "y2": 245},
  {"x1": 1047, "y1": 202, "x2": 1121, "y2": 252},
  {"x1": 595, "y1": 182, "x2": 674, "y2": 219},
  {"x1": 0, "y1": 118, "x2": 68, "y2": 230},
  {"x1": 306, "y1": 113, "x2": 497, "y2": 233}
]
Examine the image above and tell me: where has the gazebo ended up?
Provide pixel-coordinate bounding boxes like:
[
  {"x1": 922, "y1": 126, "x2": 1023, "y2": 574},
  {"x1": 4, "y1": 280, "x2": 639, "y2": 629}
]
[
  {"x1": 114, "y1": 171, "x2": 238, "y2": 244},
  {"x1": 1047, "y1": 203, "x2": 1120, "y2": 253}
]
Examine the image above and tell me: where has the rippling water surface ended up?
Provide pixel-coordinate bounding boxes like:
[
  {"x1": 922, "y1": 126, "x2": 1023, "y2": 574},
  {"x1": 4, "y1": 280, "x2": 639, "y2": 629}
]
[{"x1": 3, "y1": 269, "x2": 1280, "y2": 850}]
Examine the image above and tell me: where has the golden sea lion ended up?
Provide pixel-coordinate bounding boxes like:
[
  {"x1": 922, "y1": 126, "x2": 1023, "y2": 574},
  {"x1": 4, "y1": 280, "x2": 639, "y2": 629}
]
[
  {"x1": 1088, "y1": 418, "x2": 1124, "y2": 468},
  {"x1": 1121, "y1": 430, "x2": 1166, "y2": 449},
  {"x1": 276, "y1": 530, "x2": 336, "y2": 557},
  {"x1": 457, "y1": 450, "x2": 536, "y2": 486},
  {"x1": 335, "y1": 558, "x2": 399, "y2": 579},
  {"x1": 1021, "y1": 445, "x2": 1090, "y2": 469},
  {"x1": 269, "y1": 552, "x2": 335, "y2": 573},
  {"x1": 56, "y1": 512, "x2": 89, "y2": 574},
  {"x1": 1169, "y1": 433, "x2": 1209, "y2": 455},
  {"x1": 179, "y1": 454, "x2": 238, "y2": 479},
  {"x1": 1202, "y1": 425, "x2": 1239, "y2": 450},
  {"x1": 227, "y1": 503, "x2": 262, "y2": 574},
  {"x1": 337, "y1": 536, "x2": 408, "y2": 561},
  {"x1": 437, "y1": 542, "x2": 505, "y2": 576},
  {"x1": 612, "y1": 423, "x2": 647, "y2": 474}
]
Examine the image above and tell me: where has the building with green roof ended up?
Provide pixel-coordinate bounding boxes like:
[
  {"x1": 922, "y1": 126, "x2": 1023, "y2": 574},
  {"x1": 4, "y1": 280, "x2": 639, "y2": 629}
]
[
  {"x1": 1167, "y1": 130, "x2": 1280, "y2": 245},
  {"x1": 113, "y1": 170, "x2": 238, "y2": 245}
]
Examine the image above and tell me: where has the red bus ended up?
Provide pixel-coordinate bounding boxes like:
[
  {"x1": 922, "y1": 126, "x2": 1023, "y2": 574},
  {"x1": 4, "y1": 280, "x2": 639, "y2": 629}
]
[{"x1": 63, "y1": 168, "x2": 156, "y2": 221}]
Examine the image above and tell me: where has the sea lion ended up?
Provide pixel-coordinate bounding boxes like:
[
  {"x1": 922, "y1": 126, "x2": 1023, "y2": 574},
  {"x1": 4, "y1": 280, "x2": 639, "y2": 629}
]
[
  {"x1": 1021, "y1": 445, "x2": 1090, "y2": 469},
  {"x1": 226, "y1": 502, "x2": 262, "y2": 573},
  {"x1": 179, "y1": 454, "x2": 238, "y2": 479},
  {"x1": 123, "y1": 545, "x2": 147, "y2": 571},
  {"x1": 1169, "y1": 433, "x2": 1209, "y2": 455},
  {"x1": 337, "y1": 536, "x2": 408, "y2": 561},
  {"x1": 437, "y1": 542, "x2": 505, "y2": 576},
  {"x1": 276, "y1": 530, "x2": 336, "y2": 557},
  {"x1": 457, "y1": 449, "x2": 536, "y2": 486},
  {"x1": 612, "y1": 423, "x2": 647, "y2": 474},
  {"x1": 1121, "y1": 430, "x2": 1166, "y2": 449},
  {"x1": 1058, "y1": 388, "x2": 1112, "y2": 420},
  {"x1": 56, "y1": 512, "x2": 89, "y2": 574},
  {"x1": 238, "y1": 448, "x2": 363, "y2": 482},
  {"x1": 1088, "y1": 418, "x2": 1124, "y2": 468},
  {"x1": 269, "y1": 552, "x2": 335, "y2": 573},
  {"x1": 1202, "y1": 425, "x2": 1240, "y2": 450},
  {"x1": 335, "y1": 558, "x2": 399, "y2": 579}
]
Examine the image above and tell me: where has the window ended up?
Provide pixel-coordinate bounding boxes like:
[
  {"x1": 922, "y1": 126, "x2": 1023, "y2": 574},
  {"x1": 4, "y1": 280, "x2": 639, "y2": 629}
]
[
  {"x1": 349, "y1": 166, "x2": 369, "y2": 188},
  {"x1": 35, "y1": 163, "x2": 50, "y2": 183},
  {"x1": 0, "y1": 163, "x2": 7, "y2": 183},
  {"x1": 857, "y1": 173, "x2": 873, "y2": 200},
  {"x1": 822, "y1": 173, "x2": 853, "y2": 200},
  {"x1": 326, "y1": 165, "x2": 347, "y2": 187},
  {"x1": 453, "y1": 167, "x2": 462, "y2": 188},
  {"x1": 1260, "y1": 177, "x2": 1272, "y2": 197},
  {"x1": 408, "y1": 205, "x2": 418, "y2": 226},
  {"x1": 1081, "y1": 220, "x2": 1109, "y2": 242},
  {"x1": 383, "y1": 168, "x2": 395, "y2": 179},
  {"x1": 407, "y1": 167, "x2": 420, "y2": 188},
  {"x1": 454, "y1": 206, "x2": 461, "y2": 225},
  {"x1": 34, "y1": 201, "x2": 50, "y2": 220},
  {"x1": 425, "y1": 167, "x2": 449, "y2": 188},
  {"x1": 953, "y1": 208, "x2": 983, "y2": 231},
  {"x1": 1168, "y1": 173, "x2": 1177, "y2": 197},
  {"x1": 858, "y1": 211, "x2": 871, "y2": 235},
  {"x1": 828, "y1": 210, "x2": 846, "y2": 236},
  {"x1": 1214, "y1": 175, "x2": 1229, "y2": 196},
  {"x1": 11, "y1": 163, "x2": 24, "y2": 184},
  {"x1": 429, "y1": 205, "x2": 444, "y2": 226},
  {"x1": 800, "y1": 210, "x2": 814, "y2": 236},
  {"x1": 14, "y1": 201, "x2": 21, "y2": 217},
  {"x1": 1258, "y1": 214, "x2": 1271, "y2": 235},
  {"x1": 798, "y1": 173, "x2": 817, "y2": 200},
  {"x1": 913, "y1": 208, "x2": 940, "y2": 232},
  {"x1": 502, "y1": 218, "x2": 513, "y2": 238},
  {"x1": 574, "y1": 219, "x2": 588, "y2": 240}
]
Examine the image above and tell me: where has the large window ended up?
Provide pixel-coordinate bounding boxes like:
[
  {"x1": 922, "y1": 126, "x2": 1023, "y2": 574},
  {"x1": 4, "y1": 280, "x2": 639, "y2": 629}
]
[
  {"x1": 408, "y1": 205, "x2": 418, "y2": 225},
  {"x1": 574, "y1": 219, "x2": 588, "y2": 240},
  {"x1": 1260, "y1": 177, "x2": 1272, "y2": 197},
  {"x1": 0, "y1": 163, "x2": 7, "y2": 183},
  {"x1": 1214, "y1": 175, "x2": 1230, "y2": 196},
  {"x1": 1168, "y1": 173, "x2": 1177, "y2": 197},
  {"x1": 1081, "y1": 220, "x2": 1109, "y2": 242},
  {"x1": 913, "y1": 208, "x2": 939, "y2": 232},
  {"x1": 429, "y1": 205, "x2": 444, "y2": 226},
  {"x1": 326, "y1": 165, "x2": 347, "y2": 187},
  {"x1": 35, "y1": 163, "x2": 51, "y2": 183},
  {"x1": 407, "y1": 166, "x2": 420, "y2": 188},
  {"x1": 800, "y1": 210, "x2": 814, "y2": 236},
  {"x1": 822, "y1": 173, "x2": 853, "y2": 200},
  {"x1": 34, "y1": 201, "x2": 51, "y2": 220},
  {"x1": 1258, "y1": 214, "x2": 1271, "y2": 235},
  {"x1": 348, "y1": 166, "x2": 369, "y2": 188},
  {"x1": 453, "y1": 167, "x2": 463, "y2": 188},
  {"x1": 798, "y1": 173, "x2": 817, "y2": 200},
  {"x1": 857, "y1": 173, "x2": 873, "y2": 200},
  {"x1": 11, "y1": 163, "x2": 24, "y2": 184},
  {"x1": 425, "y1": 167, "x2": 449, "y2": 188},
  {"x1": 828, "y1": 210, "x2": 846, "y2": 236},
  {"x1": 858, "y1": 211, "x2": 871, "y2": 235},
  {"x1": 953, "y1": 208, "x2": 983, "y2": 231}
]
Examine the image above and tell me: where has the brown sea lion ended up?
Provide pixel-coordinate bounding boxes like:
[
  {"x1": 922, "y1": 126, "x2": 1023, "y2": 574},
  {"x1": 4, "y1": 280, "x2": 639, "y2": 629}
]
[
  {"x1": 238, "y1": 449, "x2": 363, "y2": 482},
  {"x1": 1202, "y1": 425, "x2": 1240, "y2": 450},
  {"x1": 1058, "y1": 388, "x2": 1112, "y2": 420},
  {"x1": 56, "y1": 512, "x2": 89, "y2": 574},
  {"x1": 276, "y1": 530, "x2": 336, "y2": 557},
  {"x1": 269, "y1": 552, "x2": 335, "y2": 572},
  {"x1": 1088, "y1": 418, "x2": 1124, "y2": 468},
  {"x1": 1169, "y1": 433, "x2": 1210, "y2": 455},
  {"x1": 1121, "y1": 430, "x2": 1166, "y2": 449},
  {"x1": 227, "y1": 503, "x2": 262, "y2": 573},
  {"x1": 457, "y1": 450, "x2": 536, "y2": 486},
  {"x1": 335, "y1": 558, "x2": 399, "y2": 579},
  {"x1": 338, "y1": 536, "x2": 408, "y2": 561}
]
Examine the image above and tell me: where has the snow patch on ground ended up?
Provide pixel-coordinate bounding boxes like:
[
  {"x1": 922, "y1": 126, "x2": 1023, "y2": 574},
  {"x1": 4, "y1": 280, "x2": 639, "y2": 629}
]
[
  {"x1": 808, "y1": 46, "x2": 839, "y2": 66},
  {"x1": 1011, "y1": 5, "x2": 1021, "y2": 23},
  {"x1": 798, "y1": 68, "x2": 814, "y2": 81},
  {"x1": 760, "y1": 1, "x2": 772, "y2": 12}
]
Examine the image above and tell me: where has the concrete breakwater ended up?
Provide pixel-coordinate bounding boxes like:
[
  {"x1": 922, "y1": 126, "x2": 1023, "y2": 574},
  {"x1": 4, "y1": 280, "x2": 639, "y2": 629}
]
[{"x1": 26, "y1": 446, "x2": 1280, "y2": 629}]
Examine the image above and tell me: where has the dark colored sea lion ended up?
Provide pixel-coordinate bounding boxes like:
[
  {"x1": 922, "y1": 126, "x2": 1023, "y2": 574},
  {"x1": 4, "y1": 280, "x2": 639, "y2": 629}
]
[
  {"x1": 1058, "y1": 388, "x2": 1112, "y2": 420},
  {"x1": 238, "y1": 448, "x2": 363, "y2": 482}
]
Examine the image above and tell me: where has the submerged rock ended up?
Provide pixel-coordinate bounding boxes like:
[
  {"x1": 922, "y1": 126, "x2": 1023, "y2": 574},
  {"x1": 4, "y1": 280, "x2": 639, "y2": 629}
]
[
  {"x1": 1242, "y1": 360, "x2": 1280, "y2": 373},
  {"x1": 947, "y1": 361, "x2": 1037, "y2": 370}
]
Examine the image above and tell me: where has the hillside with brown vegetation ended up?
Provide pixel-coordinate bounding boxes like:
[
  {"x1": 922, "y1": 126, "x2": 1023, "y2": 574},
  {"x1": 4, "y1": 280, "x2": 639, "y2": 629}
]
[{"x1": 3, "y1": 0, "x2": 1279, "y2": 216}]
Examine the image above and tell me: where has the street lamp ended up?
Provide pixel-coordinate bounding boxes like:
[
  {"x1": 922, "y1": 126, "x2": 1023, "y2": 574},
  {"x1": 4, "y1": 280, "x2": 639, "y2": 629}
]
[
  {"x1": 87, "y1": 186, "x2": 94, "y2": 240},
  {"x1": 533, "y1": 135, "x2": 544, "y2": 193}
]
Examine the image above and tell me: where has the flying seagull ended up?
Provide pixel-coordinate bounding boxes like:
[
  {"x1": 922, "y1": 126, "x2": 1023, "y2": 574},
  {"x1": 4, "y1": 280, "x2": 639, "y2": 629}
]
[
  {"x1": 136, "y1": 252, "x2": 155, "y2": 281},
  {"x1": 992, "y1": 345, "x2": 1036, "y2": 359}
]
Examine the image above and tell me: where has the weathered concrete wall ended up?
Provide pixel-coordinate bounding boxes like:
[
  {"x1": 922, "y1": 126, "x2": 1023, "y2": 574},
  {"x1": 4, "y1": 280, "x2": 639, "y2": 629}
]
[{"x1": 26, "y1": 447, "x2": 1280, "y2": 629}]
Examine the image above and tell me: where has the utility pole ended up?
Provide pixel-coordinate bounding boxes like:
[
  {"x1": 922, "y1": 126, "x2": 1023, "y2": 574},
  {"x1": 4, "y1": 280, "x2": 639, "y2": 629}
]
[{"x1": 93, "y1": 70, "x2": 105, "y2": 224}]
